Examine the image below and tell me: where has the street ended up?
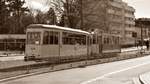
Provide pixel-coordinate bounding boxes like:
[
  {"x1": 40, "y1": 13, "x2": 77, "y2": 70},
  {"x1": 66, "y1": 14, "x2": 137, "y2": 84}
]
[
  {"x1": 0, "y1": 0, "x2": 150, "y2": 84},
  {"x1": 1, "y1": 55, "x2": 150, "y2": 84}
]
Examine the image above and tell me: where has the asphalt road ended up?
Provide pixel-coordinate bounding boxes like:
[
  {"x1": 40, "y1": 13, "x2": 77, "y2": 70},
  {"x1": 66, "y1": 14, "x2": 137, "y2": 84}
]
[
  {"x1": 83, "y1": 58, "x2": 150, "y2": 84},
  {"x1": 1, "y1": 55, "x2": 150, "y2": 84}
]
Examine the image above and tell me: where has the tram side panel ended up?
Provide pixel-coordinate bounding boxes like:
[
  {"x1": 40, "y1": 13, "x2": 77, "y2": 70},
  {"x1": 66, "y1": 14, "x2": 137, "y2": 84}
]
[
  {"x1": 25, "y1": 45, "x2": 41, "y2": 60},
  {"x1": 91, "y1": 44, "x2": 99, "y2": 55},
  {"x1": 60, "y1": 45, "x2": 88, "y2": 61},
  {"x1": 60, "y1": 32, "x2": 89, "y2": 61},
  {"x1": 60, "y1": 45, "x2": 76, "y2": 58},
  {"x1": 102, "y1": 44, "x2": 120, "y2": 53},
  {"x1": 90, "y1": 35, "x2": 101, "y2": 58},
  {"x1": 39, "y1": 30, "x2": 60, "y2": 60},
  {"x1": 40, "y1": 45, "x2": 59, "y2": 60},
  {"x1": 102, "y1": 35, "x2": 121, "y2": 57}
]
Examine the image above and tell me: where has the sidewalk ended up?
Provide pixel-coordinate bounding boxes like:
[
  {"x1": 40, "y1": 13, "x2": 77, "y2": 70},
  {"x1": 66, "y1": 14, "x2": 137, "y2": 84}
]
[
  {"x1": 121, "y1": 46, "x2": 146, "y2": 52},
  {"x1": 0, "y1": 51, "x2": 24, "y2": 57}
]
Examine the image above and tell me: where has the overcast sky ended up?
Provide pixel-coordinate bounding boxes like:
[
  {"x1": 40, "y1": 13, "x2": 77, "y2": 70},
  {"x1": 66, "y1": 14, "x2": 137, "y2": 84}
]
[
  {"x1": 25, "y1": 0, "x2": 150, "y2": 18},
  {"x1": 123, "y1": 0, "x2": 150, "y2": 18}
]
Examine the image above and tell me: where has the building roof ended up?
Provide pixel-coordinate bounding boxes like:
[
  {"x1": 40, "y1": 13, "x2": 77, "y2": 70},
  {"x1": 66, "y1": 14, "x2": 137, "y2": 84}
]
[
  {"x1": 28, "y1": 24, "x2": 90, "y2": 34},
  {"x1": 0, "y1": 34, "x2": 26, "y2": 39}
]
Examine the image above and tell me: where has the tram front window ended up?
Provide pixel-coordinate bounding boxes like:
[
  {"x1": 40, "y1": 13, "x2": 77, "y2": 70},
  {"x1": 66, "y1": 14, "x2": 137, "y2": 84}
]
[{"x1": 27, "y1": 32, "x2": 41, "y2": 44}]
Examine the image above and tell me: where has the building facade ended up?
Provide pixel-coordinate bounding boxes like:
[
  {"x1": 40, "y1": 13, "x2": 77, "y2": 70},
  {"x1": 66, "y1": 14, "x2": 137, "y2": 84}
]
[
  {"x1": 82, "y1": 0, "x2": 135, "y2": 45},
  {"x1": 135, "y1": 27, "x2": 149, "y2": 40},
  {"x1": 0, "y1": 34, "x2": 25, "y2": 52},
  {"x1": 135, "y1": 18, "x2": 150, "y2": 41}
]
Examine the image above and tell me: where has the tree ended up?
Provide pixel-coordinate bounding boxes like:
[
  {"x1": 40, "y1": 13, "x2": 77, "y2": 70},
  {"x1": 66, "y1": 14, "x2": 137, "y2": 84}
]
[
  {"x1": 35, "y1": 10, "x2": 46, "y2": 24},
  {"x1": 48, "y1": 0, "x2": 107, "y2": 31},
  {"x1": 46, "y1": 8, "x2": 57, "y2": 25},
  {"x1": 20, "y1": 13, "x2": 35, "y2": 33},
  {"x1": 48, "y1": 0, "x2": 81, "y2": 28},
  {"x1": 34, "y1": 8, "x2": 57, "y2": 25},
  {"x1": 58, "y1": 14, "x2": 65, "y2": 26},
  {"x1": 6, "y1": 0, "x2": 29, "y2": 33},
  {"x1": 0, "y1": 0, "x2": 10, "y2": 33},
  {"x1": 0, "y1": 0, "x2": 29, "y2": 34}
]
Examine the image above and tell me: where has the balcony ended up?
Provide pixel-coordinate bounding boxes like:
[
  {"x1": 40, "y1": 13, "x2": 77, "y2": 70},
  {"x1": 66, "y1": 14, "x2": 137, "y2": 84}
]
[
  {"x1": 125, "y1": 13, "x2": 135, "y2": 18},
  {"x1": 125, "y1": 20, "x2": 135, "y2": 25},
  {"x1": 107, "y1": 9, "x2": 123, "y2": 16},
  {"x1": 125, "y1": 27, "x2": 136, "y2": 32},
  {"x1": 109, "y1": 1, "x2": 123, "y2": 9},
  {"x1": 125, "y1": 6, "x2": 135, "y2": 12},
  {"x1": 110, "y1": 25, "x2": 123, "y2": 31}
]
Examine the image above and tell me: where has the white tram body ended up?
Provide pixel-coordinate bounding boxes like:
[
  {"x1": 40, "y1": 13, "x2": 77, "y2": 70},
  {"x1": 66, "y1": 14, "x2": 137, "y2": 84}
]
[
  {"x1": 90, "y1": 33, "x2": 121, "y2": 57},
  {"x1": 25, "y1": 24, "x2": 121, "y2": 62},
  {"x1": 25, "y1": 24, "x2": 91, "y2": 61}
]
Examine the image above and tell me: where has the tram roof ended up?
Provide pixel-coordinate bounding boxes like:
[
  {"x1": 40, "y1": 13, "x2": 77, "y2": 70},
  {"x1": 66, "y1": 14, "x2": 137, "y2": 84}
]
[{"x1": 27, "y1": 24, "x2": 90, "y2": 34}]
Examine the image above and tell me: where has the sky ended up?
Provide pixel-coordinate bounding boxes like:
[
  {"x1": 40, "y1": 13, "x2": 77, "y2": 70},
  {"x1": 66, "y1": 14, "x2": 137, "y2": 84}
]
[
  {"x1": 25, "y1": 0, "x2": 49, "y2": 12},
  {"x1": 25, "y1": 0, "x2": 150, "y2": 18},
  {"x1": 123, "y1": 0, "x2": 150, "y2": 18}
]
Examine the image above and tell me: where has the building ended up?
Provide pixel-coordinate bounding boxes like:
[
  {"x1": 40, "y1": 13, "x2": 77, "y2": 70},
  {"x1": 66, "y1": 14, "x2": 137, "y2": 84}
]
[
  {"x1": 123, "y1": 1, "x2": 136, "y2": 45},
  {"x1": 82, "y1": 0, "x2": 135, "y2": 46},
  {"x1": 135, "y1": 27, "x2": 149, "y2": 40},
  {"x1": 0, "y1": 34, "x2": 26, "y2": 52},
  {"x1": 135, "y1": 18, "x2": 150, "y2": 41}
]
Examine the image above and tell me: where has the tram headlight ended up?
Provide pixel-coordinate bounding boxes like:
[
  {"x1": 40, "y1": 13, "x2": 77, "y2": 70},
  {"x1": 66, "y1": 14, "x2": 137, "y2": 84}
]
[{"x1": 35, "y1": 41, "x2": 39, "y2": 45}]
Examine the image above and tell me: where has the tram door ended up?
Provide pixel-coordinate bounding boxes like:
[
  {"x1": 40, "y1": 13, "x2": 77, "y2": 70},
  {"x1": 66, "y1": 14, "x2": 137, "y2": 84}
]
[
  {"x1": 98, "y1": 36, "x2": 102, "y2": 54},
  {"x1": 42, "y1": 31, "x2": 60, "y2": 58},
  {"x1": 87, "y1": 36, "x2": 91, "y2": 57}
]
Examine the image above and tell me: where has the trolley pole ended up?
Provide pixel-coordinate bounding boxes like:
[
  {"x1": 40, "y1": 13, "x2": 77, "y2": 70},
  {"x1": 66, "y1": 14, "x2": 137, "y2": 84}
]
[{"x1": 80, "y1": 0, "x2": 83, "y2": 30}]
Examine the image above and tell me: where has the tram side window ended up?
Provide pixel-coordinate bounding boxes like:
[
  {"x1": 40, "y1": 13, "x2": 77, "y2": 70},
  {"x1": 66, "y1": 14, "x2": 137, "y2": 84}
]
[
  {"x1": 43, "y1": 31, "x2": 49, "y2": 44},
  {"x1": 109, "y1": 37, "x2": 112, "y2": 44},
  {"x1": 75, "y1": 35, "x2": 86, "y2": 45},
  {"x1": 43, "y1": 31, "x2": 59, "y2": 45},
  {"x1": 104, "y1": 37, "x2": 107, "y2": 44},
  {"x1": 92, "y1": 35, "x2": 97, "y2": 44},
  {"x1": 51, "y1": 32, "x2": 59, "y2": 44},
  {"x1": 62, "y1": 32, "x2": 86, "y2": 45},
  {"x1": 114, "y1": 37, "x2": 119, "y2": 44},
  {"x1": 107, "y1": 37, "x2": 110, "y2": 44},
  {"x1": 117, "y1": 37, "x2": 119, "y2": 44},
  {"x1": 27, "y1": 32, "x2": 41, "y2": 44},
  {"x1": 63, "y1": 32, "x2": 74, "y2": 45}
]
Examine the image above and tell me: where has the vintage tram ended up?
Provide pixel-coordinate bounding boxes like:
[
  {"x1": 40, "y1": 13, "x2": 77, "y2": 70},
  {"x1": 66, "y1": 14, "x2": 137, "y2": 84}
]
[{"x1": 24, "y1": 24, "x2": 121, "y2": 62}]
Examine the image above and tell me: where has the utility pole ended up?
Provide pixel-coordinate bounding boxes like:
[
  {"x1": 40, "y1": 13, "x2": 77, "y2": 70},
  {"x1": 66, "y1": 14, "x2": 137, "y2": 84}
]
[
  {"x1": 16, "y1": 0, "x2": 21, "y2": 34},
  {"x1": 140, "y1": 21, "x2": 144, "y2": 53},
  {"x1": 80, "y1": 0, "x2": 83, "y2": 30}
]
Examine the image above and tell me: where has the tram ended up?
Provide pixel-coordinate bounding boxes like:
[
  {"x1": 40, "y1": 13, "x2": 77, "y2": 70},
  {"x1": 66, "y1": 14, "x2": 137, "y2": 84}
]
[
  {"x1": 24, "y1": 24, "x2": 121, "y2": 62},
  {"x1": 25, "y1": 24, "x2": 91, "y2": 62},
  {"x1": 90, "y1": 32, "x2": 121, "y2": 58}
]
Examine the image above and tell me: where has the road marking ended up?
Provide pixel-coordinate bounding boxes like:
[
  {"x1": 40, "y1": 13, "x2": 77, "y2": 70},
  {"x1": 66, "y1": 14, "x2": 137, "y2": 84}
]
[{"x1": 81, "y1": 60, "x2": 150, "y2": 84}]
